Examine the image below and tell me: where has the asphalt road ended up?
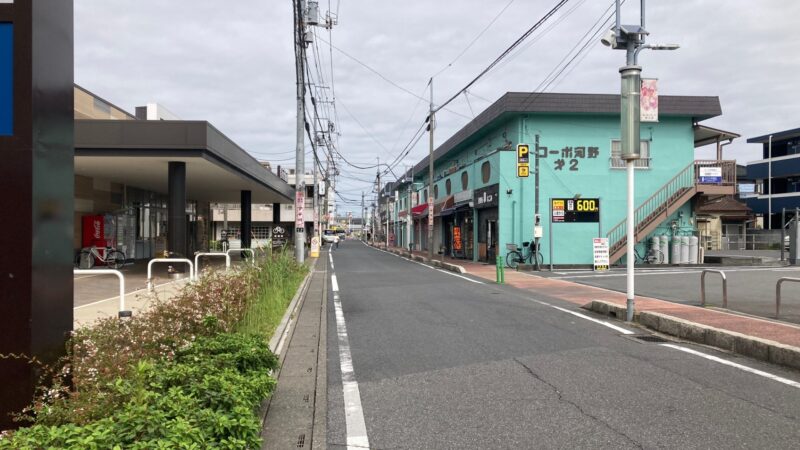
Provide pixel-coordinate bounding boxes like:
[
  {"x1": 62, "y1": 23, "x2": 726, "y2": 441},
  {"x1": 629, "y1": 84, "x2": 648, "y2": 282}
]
[
  {"x1": 542, "y1": 265, "x2": 800, "y2": 324},
  {"x1": 325, "y1": 240, "x2": 800, "y2": 449}
]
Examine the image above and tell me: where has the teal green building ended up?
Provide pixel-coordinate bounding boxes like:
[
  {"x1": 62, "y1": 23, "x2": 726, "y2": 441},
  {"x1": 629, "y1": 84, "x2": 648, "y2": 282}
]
[{"x1": 386, "y1": 92, "x2": 736, "y2": 266}]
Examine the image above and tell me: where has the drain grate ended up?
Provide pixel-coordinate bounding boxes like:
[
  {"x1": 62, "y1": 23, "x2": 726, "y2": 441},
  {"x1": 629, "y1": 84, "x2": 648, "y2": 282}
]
[
  {"x1": 297, "y1": 433, "x2": 306, "y2": 448},
  {"x1": 631, "y1": 334, "x2": 669, "y2": 343}
]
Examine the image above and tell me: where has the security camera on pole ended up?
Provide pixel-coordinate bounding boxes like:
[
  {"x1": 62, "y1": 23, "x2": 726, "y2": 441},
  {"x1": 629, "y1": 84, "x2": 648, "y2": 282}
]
[{"x1": 602, "y1": 0, "x2": 678, "y2": 321}]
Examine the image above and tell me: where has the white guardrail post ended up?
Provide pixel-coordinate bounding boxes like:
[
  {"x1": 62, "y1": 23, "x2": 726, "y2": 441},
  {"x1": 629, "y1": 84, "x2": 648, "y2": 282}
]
[
  {"x1": 776, "y1": 277, "x2": 800, "y2": 319},
  {"x1": 74, "y1": 269, "x2": 129, "y2": 318},
  {"x1": 700, "y1": 269, "x2": 728, "y2": 308},
  {"x1": 147, "y1": 258, "x2": 195, "y2": 291},
  {"x1": 227, "y1": 248, "x2": 256, "y2": 266},
  {"x1": 194, "y1": 252, "x2": 232, "y2": 278}
]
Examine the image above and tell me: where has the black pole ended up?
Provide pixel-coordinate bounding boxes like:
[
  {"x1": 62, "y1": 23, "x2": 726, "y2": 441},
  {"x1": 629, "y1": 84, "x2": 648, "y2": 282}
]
[
  {"x1": 168, "y1": 162, "x2": 187, "y2": 257},
  {"x1": 241, "y1": 190, "x2": 252, "y2": 249}
]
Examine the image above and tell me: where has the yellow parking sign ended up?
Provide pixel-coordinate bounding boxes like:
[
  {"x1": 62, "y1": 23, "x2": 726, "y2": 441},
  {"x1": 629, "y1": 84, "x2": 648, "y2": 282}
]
[{"x1": 517, "y1": 165, "x2": 529, "y2": 177}]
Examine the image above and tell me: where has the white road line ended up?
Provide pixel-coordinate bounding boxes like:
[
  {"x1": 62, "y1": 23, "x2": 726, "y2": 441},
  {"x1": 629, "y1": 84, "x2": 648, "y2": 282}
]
[
  {"x1": 331, "y1": 275, "x2": 370, "y2": 449},
  {"x1": 532, "y1": 299, "x2": 635, "y2": 335},
  {"x1": 660, "y1": 343, "x2": 800, "y2": 389},
  {"x1": 331, "y1": 274, "x2": 339, "y2": 292},
  {"x1": 436, "y1": 269, "x2": 484, "y2": 284}
]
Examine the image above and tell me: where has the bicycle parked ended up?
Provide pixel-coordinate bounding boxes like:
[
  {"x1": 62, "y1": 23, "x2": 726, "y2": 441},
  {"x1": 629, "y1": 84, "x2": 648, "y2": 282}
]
[
  {"x1": 506, "y1": 242, "x2": 543, "y2": 269},
  {"x1": 633, "y1": 246, "x2": 664, "y2": 264},
  {"x1": 75, "y1": 245, "x2": 126, "y2": 270}
]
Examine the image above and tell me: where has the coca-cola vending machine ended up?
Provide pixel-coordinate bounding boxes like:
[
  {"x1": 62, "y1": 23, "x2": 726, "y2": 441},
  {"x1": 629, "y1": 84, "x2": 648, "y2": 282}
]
[{"x1": 82, "y1": 214, "x2": 109, "y2": 265}]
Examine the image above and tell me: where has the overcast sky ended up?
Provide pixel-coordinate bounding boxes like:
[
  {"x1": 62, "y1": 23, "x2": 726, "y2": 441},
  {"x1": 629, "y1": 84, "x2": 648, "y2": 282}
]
[{"x1": 76, "y1": 0, "x2": 800, "y2": 213}]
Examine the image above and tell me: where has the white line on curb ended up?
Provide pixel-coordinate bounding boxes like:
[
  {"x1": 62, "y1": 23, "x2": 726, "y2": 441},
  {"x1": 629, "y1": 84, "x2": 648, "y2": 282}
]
[
  {"x1": 532, "y1": 299, "x2": 635, "y2": 335},
  {"x1": 331, "y1": 273, "x2": 370, "y2": 449},
  {"x1": 436, "y1": 268, "x2": 483, "y2": 284},
  {"x1": 660, "y1": 343, "x2": 800, "y2": 389}
]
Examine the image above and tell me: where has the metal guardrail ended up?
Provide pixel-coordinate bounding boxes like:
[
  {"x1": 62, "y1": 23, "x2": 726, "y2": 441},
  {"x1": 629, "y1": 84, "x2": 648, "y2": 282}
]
[
  {"x1": 775, "y1": 277, "x2": 800, "y2": 319},
  {"x1": 700, "y1": 269, "x2": 728, "y2": 308},
  {"x1": 74, "y1": 269, "x2": 129, "y2": 318},
  {"x1": 227, "y1": 248, "x2": 255, "y2": 266},
  {"x1": 194, "y1": 252, "x2": 231, "y2": 278},
  {"x1": 147, "y1": 258, "x2": 194, "y2": 291}
]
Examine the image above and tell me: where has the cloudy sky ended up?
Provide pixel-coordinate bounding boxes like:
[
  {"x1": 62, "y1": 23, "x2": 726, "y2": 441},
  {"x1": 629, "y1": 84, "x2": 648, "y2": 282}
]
[{"x1": 76, "y1": 0, "x2": 800, "y2": 214}]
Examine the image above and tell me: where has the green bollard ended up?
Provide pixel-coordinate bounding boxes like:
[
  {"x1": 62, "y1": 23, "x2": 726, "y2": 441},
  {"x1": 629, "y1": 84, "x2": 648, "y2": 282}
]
[{"x1": 496, "y1": 255, "x2": 504, "y2": 284}]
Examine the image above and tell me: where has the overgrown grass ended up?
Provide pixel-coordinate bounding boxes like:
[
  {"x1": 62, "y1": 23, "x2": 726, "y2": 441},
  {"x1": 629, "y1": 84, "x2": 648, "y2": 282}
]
[{"x1": 238, "y1": 249, "x2": 308, "y2": 338}]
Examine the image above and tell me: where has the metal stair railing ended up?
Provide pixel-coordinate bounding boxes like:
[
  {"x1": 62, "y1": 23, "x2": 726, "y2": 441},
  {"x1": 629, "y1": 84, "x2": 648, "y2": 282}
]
[{"x1": 607, "y1": 161, "x2": 696, "y2": 254}]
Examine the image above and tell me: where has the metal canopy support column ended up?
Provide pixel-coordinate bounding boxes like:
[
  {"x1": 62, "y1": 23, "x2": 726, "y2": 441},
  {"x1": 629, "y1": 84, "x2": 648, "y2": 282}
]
[
  {"x1": 168, "y1": 161, "x2": 187, "y2": 257},
  {"x1": 241, "y1": 190, "x2": 252, "y2": 249},
  {"x1": 0, "y1": 0, "x2": 75, "y2": 428}
]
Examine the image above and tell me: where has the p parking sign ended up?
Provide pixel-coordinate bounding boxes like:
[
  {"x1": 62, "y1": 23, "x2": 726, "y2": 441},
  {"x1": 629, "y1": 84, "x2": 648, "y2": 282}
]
[{"x1": 517, "y1": 143, "x2": 529, "y2": 178}]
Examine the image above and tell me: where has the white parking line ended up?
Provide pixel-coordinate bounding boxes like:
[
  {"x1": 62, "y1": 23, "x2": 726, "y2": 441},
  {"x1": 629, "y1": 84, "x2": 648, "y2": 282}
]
[
  {"x1": 532, "y1": 299, "x2": 635, "y2": 335},
  {"x1": 331, "y1": 272, "x2": 370, "y2": 449},
  {"x1": 661, "y1": 343, "x2": 800, "y2": 389}
]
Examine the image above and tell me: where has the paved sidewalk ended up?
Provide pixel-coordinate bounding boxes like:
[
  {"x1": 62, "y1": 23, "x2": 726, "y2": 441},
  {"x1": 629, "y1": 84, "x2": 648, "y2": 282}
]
[{"x1": 378, "y1": 243, "x2": 800, "y2": 363}]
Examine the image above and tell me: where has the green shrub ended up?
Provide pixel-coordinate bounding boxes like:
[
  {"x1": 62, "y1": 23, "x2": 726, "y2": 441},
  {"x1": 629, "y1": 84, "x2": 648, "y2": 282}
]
[{"x1": 0, "y1": 334, "x2": 278, "y2": 449}]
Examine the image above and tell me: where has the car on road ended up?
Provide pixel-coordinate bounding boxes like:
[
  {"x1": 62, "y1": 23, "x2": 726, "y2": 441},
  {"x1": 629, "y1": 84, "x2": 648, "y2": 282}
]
[{"x1": 322, "y1": 229, "x2": 339, "y2": 245}]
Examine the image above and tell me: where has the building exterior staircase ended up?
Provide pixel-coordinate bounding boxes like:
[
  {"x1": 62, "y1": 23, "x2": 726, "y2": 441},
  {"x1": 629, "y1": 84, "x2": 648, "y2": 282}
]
[{"x1": 607, "y1": 160, "x2": 736, "y2": 264}]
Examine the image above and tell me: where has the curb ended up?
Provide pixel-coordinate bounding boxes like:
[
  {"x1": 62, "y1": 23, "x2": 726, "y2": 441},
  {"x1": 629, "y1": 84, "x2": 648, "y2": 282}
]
[
  {"x1": 268, "y1": 258, "x2": 316, "y2": 355},
  {"x1": 584, "y1": 299, "x2": 800, "y2": 371},
  {"x1": 371, "y1": 244, "x2": 467, "y2": 274}
]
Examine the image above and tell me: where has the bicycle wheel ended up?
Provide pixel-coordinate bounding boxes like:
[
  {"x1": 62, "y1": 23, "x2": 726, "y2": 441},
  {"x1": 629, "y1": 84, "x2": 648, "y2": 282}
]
[
  {"x1": 533, "y1": 250, "x2": 544, "y2": 267},
  {"x1": 81, "y1": 250, "x2": 96, "y2": 269},
  {"x1": 107, "y1": 250, "x2": 125, "y2": 269},
  {"x1": 506, "y1": 251, "x2": 521, "y2": 269}
]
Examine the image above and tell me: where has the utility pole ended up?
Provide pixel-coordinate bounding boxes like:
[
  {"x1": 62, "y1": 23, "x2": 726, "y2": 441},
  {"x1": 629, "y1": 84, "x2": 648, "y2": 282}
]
[
  {"x1": 427, "y1": 78, "x2": 435, "y2": 261},
  {"x1": 534, "y1": 134, "x2": 541, "y2": 271},
  {"x1": 293, "y1": 0, "x2": 307, "y2": 263},
  {"x1": 313, "y1": 147, "x2": 319, "y2": 240},
  {"x1": 603, "y1": 0, "x2": 678, "y2": 321},
  {"x1": 362, "y1": 191, "x2": 365, "y2": 242},
  {"x1": 407, "y1": 166, "x2": 413, "y2": 255}
]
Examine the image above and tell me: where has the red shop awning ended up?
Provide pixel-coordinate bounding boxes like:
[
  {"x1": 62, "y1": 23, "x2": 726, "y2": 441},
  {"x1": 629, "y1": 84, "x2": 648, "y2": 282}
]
[{"x1": 411, "y1": 204, "x2": 428, "y2": 217}]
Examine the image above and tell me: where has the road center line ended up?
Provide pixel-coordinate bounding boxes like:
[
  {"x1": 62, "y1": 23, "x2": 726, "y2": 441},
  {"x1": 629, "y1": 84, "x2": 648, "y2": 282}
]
[
  {"x1": 532, "y1": 299, "x2": 635, "y2": 335},
  {"x1": 660, "y1": 343, "x2": 800, "y2": 389},
  {"x1": 331, "y1": 272, "x2": 370, "y2": 449}
]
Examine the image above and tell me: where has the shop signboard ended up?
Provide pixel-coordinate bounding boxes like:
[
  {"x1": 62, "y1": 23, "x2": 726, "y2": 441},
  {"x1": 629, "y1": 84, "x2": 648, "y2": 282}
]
[
  {"x1": 698, "y1": 167, "x2": 722, "y2": 184},
  {"x1": 593, "y1": 237, "x2": 610, "y2": 271},
  {"x1": 427, "y1": 196, "x2": 434, "y2": 231},
  {"x1": 453, "y1": 226, "x2": 463, "y2": 251},
  {"x1": 310, "y1": 236, "x2": 320, "y2": 258},
  {"x1": 272, "y1": 225, "x2": 287, "y2": 247},
  {"x1": 474, "y1": 184, "x2": 499, "y2": 209},
  {"x1": 551, "y1": 198, "x2": 600, "y2": 223},
  {"x1": 0, "y1": 23, "x2": 12, "y2": 136}
]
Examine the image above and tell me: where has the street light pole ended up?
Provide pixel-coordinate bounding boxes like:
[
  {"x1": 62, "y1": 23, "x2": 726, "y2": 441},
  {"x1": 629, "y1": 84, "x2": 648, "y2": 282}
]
[{"x1": 603, "y1": 0, "x2": 677, "y2": 322}]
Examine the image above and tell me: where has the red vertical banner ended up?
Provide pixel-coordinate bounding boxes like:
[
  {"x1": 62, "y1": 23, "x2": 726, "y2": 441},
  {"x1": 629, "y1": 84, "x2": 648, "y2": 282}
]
[{"x1": 295, "y1": 191, "x2": 305, "y2": 230}]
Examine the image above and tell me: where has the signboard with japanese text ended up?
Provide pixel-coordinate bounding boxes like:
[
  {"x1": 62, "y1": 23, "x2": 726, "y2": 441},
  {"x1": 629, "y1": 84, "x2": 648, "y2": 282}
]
[
  {"x1": 551, "y1": 198, "x2": 600, "y2": 223},
  {"x1": 593, "y1": 238, "x2": 610, "y2": 271},
  {"x1": 453, "y1": 226, "x2": 463, "y2": 251},
  {"x1": 536, "y1": 143, "x2": 600, "y2": 172},
  {"x1": 641, "y1": 78, "x2": 659, "y2": 122},
  {"x1": 473, "y1": 184, "x2": 499, "y2": 209},
  {"x1": 699, "y1": 167, "x2": 722, "y2": 184},
  {"x1": 427, "y1": 196, "x2": 434, "y2": 231},
  {"x1": 295, "y1": 191, "x2": 305, "y2": 232}
]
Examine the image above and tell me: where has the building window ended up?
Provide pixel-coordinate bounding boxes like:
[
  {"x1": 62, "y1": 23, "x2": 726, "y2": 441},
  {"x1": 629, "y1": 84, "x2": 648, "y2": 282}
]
[
  {"x1": 445, "y1": 179, "x2": 452, "y2": 195},
  {"x1": 461, "y1": 171, "x2": 468, "y2": 190},
  {"x1": 611, "y1": 140, "x2": 650, "y2": 168},
  {"x1": 481, "y1": 161, "x2": 491, "y2": 183},
  {"x1": 434, "y1": 184, "x2": 439, "y2": 199},
  {"x1": 423, "y1": 189, "x2": 428, "y2": 201}
]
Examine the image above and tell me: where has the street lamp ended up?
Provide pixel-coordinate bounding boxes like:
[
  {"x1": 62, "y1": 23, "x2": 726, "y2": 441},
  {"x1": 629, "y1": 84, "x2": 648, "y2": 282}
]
[{"x1": 602, "y1": 0, "x2": 678, "y2": 322}]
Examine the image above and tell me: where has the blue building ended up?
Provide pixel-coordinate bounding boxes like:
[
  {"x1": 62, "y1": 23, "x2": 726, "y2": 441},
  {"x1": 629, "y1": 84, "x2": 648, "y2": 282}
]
[
  {"x1": 385, "y1": 92, "x2": 736, "y2": 266},
  {"x1": 745, "y1": 127, "x2": 800, "y2": 229}
]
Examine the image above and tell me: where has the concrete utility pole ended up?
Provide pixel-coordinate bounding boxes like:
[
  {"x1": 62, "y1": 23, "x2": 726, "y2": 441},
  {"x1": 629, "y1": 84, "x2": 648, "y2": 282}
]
[
  {"x1": 407, "y1": 166, "x2": 413, "y2": 254},
  {"x1": 313, "y1": 148, "x2": 319, "y2": 239},
  {"x1": 603, "y1": 0, "x2": 678, "y2": 321},
  {"x1": 428, "y1": 78, "x2": 435, "y2": 261},
  {"x1": 293, "y1": 0, "x2": 307, "y2": 263},
  {"x1": 362, "y1": 191, "x2": 365, "y2": 241}
]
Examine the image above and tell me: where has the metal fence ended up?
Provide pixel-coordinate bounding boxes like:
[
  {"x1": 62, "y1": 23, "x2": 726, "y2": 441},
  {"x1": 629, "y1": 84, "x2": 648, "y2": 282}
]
[{"x1": 721, "y1": 230, "x2": 783, "y2": 251}]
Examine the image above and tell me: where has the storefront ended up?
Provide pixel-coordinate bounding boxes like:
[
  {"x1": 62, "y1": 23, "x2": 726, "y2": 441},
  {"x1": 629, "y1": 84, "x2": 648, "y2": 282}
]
[
  {"x1": 441, "y1": 190, "x2": 473, "y2": 259},
  {"x1": 474, "y1": 183, "x2": 499, "y2": 262}
]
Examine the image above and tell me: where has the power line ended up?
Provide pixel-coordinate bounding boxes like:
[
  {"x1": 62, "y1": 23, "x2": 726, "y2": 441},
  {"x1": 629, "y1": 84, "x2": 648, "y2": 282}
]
[{"x1": 435, "y1": 0, "x2": 572, "y2": 113}]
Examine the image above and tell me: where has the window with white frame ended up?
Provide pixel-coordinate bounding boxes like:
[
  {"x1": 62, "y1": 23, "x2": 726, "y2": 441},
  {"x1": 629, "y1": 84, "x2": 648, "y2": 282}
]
[{"x1": 610, "y1": 140, "x2": 650, "y2": 168}]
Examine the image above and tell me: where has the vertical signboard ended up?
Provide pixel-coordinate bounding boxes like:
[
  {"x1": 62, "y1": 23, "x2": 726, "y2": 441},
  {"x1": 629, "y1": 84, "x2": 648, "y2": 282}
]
[
  {"x1": 295, "y1": 191, "x2": 305, "y2": 232},
  {"x1": 0, "y1": 23, "x2": 12, "y2": 136},
  {"x1": 517, "y1": 143, "x2": 530, "y2": 177},
  {"x1": 427, "y1": 196, "x2": 434, "y2": 231},
  {"x1": 593, "y1": 238, "x2": 610, "y2": 271},
  {"x1": 641, "y1": 78, "x2": 658, "y2": 123}
]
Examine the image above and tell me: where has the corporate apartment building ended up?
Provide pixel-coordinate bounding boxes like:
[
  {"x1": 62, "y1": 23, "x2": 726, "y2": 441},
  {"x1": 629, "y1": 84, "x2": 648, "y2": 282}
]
[
  {"x1": 382, "y1": 92, "x2": 737, "y2": 266},
  {"x1": 745, "y1": 127, "x2": 800, "y2": 229}
]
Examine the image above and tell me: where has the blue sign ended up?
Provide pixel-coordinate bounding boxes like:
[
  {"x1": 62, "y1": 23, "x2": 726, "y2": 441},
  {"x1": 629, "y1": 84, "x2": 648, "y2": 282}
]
[{"x1": 0, "y1": 23, "x2": 12, "y2": 136}]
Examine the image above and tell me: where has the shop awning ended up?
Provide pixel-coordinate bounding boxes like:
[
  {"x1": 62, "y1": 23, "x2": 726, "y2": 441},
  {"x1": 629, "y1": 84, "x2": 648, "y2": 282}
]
[
  {"x1": 441, "y1": 202, "x2": 471, "y2": 217},
  {"x1": 434, "y1": 196, "x2": 454, "y2": 216},
  {"x1": 411, "y1": 204, "x2": 428, "y2": 217}
]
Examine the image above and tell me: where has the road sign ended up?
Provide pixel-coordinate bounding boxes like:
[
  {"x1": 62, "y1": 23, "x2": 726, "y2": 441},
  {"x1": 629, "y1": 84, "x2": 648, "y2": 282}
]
[
  {"x1": 593, "y1": 237, "x2": 609, "y2": 271},
  {"x1": 310, "y1": 236, "x2": 320, "y2": 258},
  {"x1": 551, "y1": 198, "x2": 600, "y2": 223}
]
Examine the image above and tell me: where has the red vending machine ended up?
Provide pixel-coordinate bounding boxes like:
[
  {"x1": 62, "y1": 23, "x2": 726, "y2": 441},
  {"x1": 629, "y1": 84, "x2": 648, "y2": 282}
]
[{"x1": 82, "y1": 215, "x2": 108, "y2": 265}]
